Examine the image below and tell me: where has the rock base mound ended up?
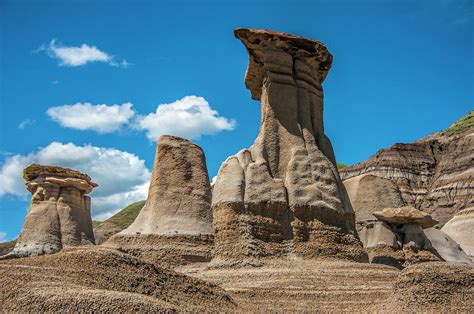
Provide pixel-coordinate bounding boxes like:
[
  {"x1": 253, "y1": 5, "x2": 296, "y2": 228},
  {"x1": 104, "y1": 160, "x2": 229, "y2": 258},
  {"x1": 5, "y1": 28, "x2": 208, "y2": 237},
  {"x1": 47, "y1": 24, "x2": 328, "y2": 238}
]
[
  {"x1": 105, "y1": 234, "x2": 214, "y2": 267},
  {"x1": 0, "y1": 247, "x2": 234, "y2": 312},
  {"x1": 385, "y1": 262, "x2": 473, "y2": 311}
]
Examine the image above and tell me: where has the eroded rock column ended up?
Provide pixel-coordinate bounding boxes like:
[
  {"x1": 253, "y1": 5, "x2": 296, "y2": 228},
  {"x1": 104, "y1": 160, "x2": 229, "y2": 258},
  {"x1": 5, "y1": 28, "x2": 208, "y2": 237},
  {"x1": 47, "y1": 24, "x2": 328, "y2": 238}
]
[
  {"x1": 1, "y1": 164, "x2": 97, "y2": 259},
  {"x1": 106, "y1": 135, "x2": 214, "y2": 266},
  {"x1": 211, "y1": 28, "x2": 367, "y2": 266}
]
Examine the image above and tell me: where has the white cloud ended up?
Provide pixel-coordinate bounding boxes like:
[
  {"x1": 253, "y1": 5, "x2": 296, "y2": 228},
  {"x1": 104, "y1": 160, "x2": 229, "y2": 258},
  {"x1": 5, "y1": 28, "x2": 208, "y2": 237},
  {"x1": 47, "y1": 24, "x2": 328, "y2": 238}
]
[
  {"x1": 136, "y1": 96, "x2": 236, "y2": 141},
  {"x1": 211, "y1": 176, "x2": 217, "y2": 186},
  {"x1": 47, "y1": 102, "x2": 135, "y2": 133},
  {"x1": 0, "y1": 142, "x2": 151, "y2": 219},
  {"x1": 37, "y1": 39, "x2": 129, "y2": 68},
  {"x1": 18, "y1": 119, "x2": 35, "y2": 129},
  {"x1": 0, "y1": 232, "x2": 7, "y2": 242}
]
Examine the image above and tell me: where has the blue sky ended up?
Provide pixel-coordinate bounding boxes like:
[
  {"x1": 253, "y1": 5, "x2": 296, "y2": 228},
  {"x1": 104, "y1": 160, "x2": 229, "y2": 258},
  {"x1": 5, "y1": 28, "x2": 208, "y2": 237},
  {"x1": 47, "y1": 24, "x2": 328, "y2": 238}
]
[{"x1": 0, "y1": 0, "x2": 472, "y2": 242}]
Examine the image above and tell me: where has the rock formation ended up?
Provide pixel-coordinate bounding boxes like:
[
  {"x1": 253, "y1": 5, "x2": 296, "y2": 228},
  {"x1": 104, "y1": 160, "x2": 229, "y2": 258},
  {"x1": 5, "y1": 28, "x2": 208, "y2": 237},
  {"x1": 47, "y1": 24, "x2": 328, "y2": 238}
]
[
  {"x1": 340, "y1": 111, "x2": 474, "y2": 223},
  {"x1": 357, "y1": 206, "x2": 439, "y2": 267},
  {"x1": 442, "y1": 207, "x2": 474, "y2": 257},
  {"x1": 211, "y1": 28, "x2": 366, "y2": 266},
  {"x1": 1, "y1": 164, "x2": 97, "y2": 259},
  {"x1": 344, "y1": 174, "x2": 405, "y2": 222},
  {"x1": 423, "y1": 228, "x2": 472, "y2": 264},
  {"x1": 105, "y1": 135, "x2": 214, "y2": 266}
]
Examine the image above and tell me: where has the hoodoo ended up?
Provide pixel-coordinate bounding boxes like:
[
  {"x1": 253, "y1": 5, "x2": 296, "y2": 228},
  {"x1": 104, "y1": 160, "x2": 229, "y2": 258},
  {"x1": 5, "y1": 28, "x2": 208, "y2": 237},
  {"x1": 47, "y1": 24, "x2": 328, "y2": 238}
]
[
  {"x1": 105, "y1": 135, "x2": 214, "y2": 266},
  {"x1": 211, "y1": 28, "x2": 366, "y2": 266},
  {"x1": 1, "y1": 164, "x2": 97, "y2": 259}
]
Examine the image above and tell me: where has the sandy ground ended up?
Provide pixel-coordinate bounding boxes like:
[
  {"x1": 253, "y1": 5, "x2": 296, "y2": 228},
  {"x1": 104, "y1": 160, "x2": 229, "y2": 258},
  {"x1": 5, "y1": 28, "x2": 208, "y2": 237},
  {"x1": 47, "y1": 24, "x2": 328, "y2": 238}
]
[{"x1": 1, "y1": 246, "x2": 472, "y2": 312}]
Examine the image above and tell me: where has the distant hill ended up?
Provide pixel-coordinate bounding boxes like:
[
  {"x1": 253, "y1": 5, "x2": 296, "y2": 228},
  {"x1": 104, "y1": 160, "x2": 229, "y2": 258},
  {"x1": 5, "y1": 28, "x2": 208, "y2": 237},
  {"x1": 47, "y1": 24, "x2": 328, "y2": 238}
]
[
  {"x1": 441, "y1": 110, "x2": 473, "y2": 136},
  {"x1": 93, "y1": 200, "x2": 146, "y2": 244},
  {"x1": 0, "y1": 240, "x2": 16, "y2": 256},
  {"x1": 340, "y1": 111, "x2": 474, "y2": 223}
]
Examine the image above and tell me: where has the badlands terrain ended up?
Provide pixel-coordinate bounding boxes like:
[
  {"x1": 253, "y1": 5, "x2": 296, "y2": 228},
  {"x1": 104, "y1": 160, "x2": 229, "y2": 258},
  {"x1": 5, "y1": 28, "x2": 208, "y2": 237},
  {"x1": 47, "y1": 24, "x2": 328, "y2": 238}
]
[{"x1": 0, "y1": 28, "x2": 472, "y2": 312}]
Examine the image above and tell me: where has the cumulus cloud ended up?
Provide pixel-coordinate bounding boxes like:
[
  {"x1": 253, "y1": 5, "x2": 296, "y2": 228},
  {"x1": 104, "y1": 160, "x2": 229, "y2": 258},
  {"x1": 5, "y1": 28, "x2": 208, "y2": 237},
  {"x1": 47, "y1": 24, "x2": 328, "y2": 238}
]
[
  {"x1": 47, "y1": 102, "x2": 135, "y2": 133},
  {"x1": 0, "y1": 142, "x2": 151, "y2": 219},
  {"x1": 0, "y1": 231, "x2": 7, "y2": 242},
  {"x1": 37, "y1": 39, "x2": 129, "y2": 68},
  {"x1": 136, "y1": 96, "x2": 236, "y2": 141},
  {"x1": 46, "y1": 96, "x2": 236, "y2": 140}
]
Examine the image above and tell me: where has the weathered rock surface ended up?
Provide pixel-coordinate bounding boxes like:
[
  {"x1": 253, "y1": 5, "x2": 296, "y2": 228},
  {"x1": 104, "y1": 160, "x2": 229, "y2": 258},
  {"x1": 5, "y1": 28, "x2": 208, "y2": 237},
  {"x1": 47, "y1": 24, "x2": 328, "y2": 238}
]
[
  {"x1": 106, "y1": 136, "x2": 214, "y2": 266},
  {"x1": 373, "y1": 206, "x2": 438, "y2": 229},
  {"x1": 1, "y1": 164, "x2": 97, "y2": 259},
  {"x1": 211, "y1": 28, "x2": 366, "y2": 267},
  {"x1": 340, "y1": 111, "x2": 474, "y2": 223},
  {"x1": 442, "y1": 207, "x2": 474, "y2": 257},
  {"x1": 344, "y1": 174, "x2": 405, "y2": 221},
  {"x1": 424, "y1": 228, "x2": 472, "y2": 264},
  {"x1": 356, "y1": 207, "x2": 457, "y2": 268}
]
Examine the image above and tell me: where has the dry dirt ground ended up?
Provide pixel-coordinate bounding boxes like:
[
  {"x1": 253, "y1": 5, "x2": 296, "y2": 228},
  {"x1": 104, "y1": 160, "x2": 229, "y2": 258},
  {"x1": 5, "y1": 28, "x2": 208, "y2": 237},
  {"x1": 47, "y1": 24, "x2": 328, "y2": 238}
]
[
  {"x1": 1, "y1": 246, "x2": 472, "y2": 312},
  {"x1": 178, "y1": 259, "x2": 473, "y2": 312}
]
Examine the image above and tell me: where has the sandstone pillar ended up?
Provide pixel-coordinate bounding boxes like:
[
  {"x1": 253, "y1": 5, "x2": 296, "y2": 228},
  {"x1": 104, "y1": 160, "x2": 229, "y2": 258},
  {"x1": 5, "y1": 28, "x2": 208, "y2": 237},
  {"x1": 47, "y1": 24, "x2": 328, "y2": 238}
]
[
  {"x1": 211, "y1": 28, "x2": 367, "y2": 266},
  {"x1": 1, "y1": 164, "x2": 97, "y2": 259},
  {"x1": 105, "y1": 135, "x2": 214, "y2": 266}
]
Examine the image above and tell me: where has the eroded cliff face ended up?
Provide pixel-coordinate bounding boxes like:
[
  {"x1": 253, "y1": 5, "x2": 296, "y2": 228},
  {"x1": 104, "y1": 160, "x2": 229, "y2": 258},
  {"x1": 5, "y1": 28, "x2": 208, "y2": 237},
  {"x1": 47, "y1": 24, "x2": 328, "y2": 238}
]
[
  {"x1": 1, "y1": 164, "x2": 97, "y2": 259},
  {"x1": 211, "y1": 28, "x2": 366, "y2": 267},
  {"x1": 340, "y1": 112, "x2": 473, "y2": 223}
]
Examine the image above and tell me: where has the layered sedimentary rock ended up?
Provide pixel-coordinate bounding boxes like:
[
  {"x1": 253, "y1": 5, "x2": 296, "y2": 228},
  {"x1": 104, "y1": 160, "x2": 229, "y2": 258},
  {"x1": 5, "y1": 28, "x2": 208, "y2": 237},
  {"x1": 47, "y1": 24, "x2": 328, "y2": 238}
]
[
  {"x1": 1, "y1": 164, "x2": 97, "y2": 259},
  {"x1": 442, "y1": 207, "x2": 474, "y2": 257},
  {"x1": 211, "y1": 28, "x2": 366, "y2": 266},
  {"x1": 106, "y1": 136, "x2": 213, "y2": 266},
  {"x1": 340, "y1": 111, "x2": 474, "y2": 223}
]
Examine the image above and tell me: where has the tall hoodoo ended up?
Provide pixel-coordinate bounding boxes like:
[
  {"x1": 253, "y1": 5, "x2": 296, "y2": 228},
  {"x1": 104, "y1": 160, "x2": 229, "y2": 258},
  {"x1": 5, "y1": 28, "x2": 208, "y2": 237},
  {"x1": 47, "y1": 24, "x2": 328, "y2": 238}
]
[
  {"x1": 211, "y1": 28, "x2": 366, "y2": 266},
  {"x1": 105, "y1": 135, "x2": 214, "y2": 266},
  {"x1": 1, "y1": 164, "x2": 97, "y2": 259}
]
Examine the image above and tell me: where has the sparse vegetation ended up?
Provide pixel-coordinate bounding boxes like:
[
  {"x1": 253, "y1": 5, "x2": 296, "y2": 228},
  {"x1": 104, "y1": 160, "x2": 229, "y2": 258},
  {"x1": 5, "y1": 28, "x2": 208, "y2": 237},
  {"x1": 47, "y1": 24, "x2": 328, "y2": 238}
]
[
  {"x1": 337, "y1": 162, "x2": 349, "y2": 170},
  {"x1": 442, "y1": 111, "x2": 474, "y2": 136},
  {"x1": 98, "y1": 200, "x2": 146, "y2": 229},
  {"x1": 0, "y1": 239, "x2": 16, "y2": 255},
  {"x1": 92, "y1": 220, "x2": 102, "y2": 228}
]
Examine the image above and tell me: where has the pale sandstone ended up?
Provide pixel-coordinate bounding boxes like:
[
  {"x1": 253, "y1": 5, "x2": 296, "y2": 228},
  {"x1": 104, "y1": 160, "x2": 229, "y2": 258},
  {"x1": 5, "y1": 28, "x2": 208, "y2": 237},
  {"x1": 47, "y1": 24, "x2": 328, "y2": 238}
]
[
  {"x1": 344, "y1": 174, "x2": 405, "y2": 221},
  {"x1": 105, "y1": 135, "x2": 213, "y2": 266},
  {"x1": 1, "y1": 164, "x2": 97, "y2": 259},
  {"x1": 424, "y1": 228, "x2": 472, "y2": 264},
  {"x1": 211, "y1": 28, "x2": 366, "y2": 267},
  {"x1": 442, "y1": 207, "x2": 474, "y2": 257}
]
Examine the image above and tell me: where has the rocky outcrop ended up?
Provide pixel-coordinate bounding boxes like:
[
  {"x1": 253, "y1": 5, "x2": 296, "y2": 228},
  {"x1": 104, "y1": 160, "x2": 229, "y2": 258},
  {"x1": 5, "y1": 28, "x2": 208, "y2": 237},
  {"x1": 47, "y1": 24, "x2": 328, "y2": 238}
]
[
  {"x1": 423, "y1": 228, "x2": 472, "y2": 264},
  {"x1": 357, "y1": 206, "x2": 445, "y2": 268},
  {"x1": 211, "y1": 28, "x2": 366, "y2": 267},
  {"x1": 105, "y1": 136, "x2": 213, "y2": 266},
  {"x1": 344, "y1": 174, "x2": 405, "y2": 222},
  {"x1": 1, "y1": 164, "x2": 97, "y2": 259},
  {"x1": 442, "y1": 207, "x2": 474, "y2": 257},
  {"x1": 340, "y1": 111, "x2": 474, "y2": 223},
  {"x1": 373, "y1": 206, "x2": 438, "y2": 229}
]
